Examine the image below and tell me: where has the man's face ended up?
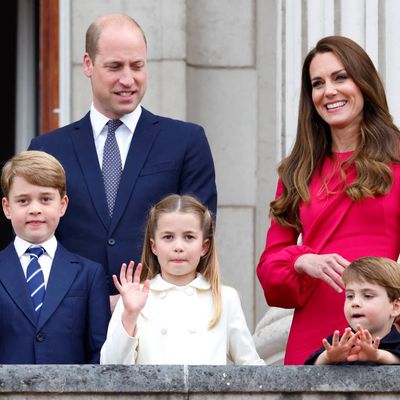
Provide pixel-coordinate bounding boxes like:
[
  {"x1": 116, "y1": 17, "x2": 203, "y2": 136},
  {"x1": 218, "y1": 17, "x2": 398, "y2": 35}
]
[{"x1": 83, "y1": 23, "x2": 148, "y2": 119}]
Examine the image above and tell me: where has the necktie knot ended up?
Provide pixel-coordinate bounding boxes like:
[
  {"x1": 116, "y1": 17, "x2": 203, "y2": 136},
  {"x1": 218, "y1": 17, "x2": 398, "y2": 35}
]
[
  {"x1": 26, "y1": 246, "x2": 44, "y2": 258},
  {"x1": 108, "y1": 119, "x2": 123, "y2": 135}
]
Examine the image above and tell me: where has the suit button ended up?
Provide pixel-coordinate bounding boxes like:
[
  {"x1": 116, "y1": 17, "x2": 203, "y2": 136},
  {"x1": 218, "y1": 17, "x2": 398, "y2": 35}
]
[
  {"x1": 108, "y1": 238, "x2": 116, "y2": 246},
  {"x1": 36, "y1": 332, "x2": 46, "y2": 342}
]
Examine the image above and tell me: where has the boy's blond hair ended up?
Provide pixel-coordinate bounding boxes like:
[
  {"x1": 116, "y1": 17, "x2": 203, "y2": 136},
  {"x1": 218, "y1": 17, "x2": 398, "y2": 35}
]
[
  {"x1": 342, "y1": 257, "x2": 400, "y2": 302},
  {"x1": 1, "y1": 151, "x2": 66, "y2": 198}
]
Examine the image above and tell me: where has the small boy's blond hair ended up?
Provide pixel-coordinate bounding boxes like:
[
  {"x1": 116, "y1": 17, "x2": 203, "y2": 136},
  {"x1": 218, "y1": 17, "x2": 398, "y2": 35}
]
[
  {"x1": 1, "y1": 151, "x2": 66, "y2": 198},
  {"x1": 342, "y1": 257, "x2": 400, "y2": 302}
]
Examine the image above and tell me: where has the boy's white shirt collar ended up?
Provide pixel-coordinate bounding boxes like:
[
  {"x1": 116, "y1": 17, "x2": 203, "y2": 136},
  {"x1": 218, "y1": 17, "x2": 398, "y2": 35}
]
[
  {"x1": 90, "y1": 103, "x2": 142, "y2": 138},
  {"x1": 14, "y1": 235, "x2": 57, "y2": 259}
]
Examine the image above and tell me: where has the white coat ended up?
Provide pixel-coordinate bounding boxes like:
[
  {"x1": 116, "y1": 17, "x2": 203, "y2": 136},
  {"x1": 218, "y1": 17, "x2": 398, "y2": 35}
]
[{"x1": 100, "y1": 274, "x2": 264, "y2": 365}]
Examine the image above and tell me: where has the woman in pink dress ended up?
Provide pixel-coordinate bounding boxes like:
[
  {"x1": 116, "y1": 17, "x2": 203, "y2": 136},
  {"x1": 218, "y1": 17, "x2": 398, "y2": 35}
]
[{"x1": 257, "y1": 35, "x2": 400, "y2": 365}]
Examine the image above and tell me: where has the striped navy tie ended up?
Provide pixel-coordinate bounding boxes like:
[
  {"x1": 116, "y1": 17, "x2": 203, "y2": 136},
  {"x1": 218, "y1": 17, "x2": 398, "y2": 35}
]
[{"x1": 26, "y1": 246, "x2": 45, "y2": 313}]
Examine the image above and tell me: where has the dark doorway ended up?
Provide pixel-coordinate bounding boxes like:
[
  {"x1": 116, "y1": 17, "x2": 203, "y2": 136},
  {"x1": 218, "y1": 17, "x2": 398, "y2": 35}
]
[
  {"x1": 0, "y1": 2, "x2": 18, "y2": 249},
  {"x1": 0, "y1": 1, "x2": 57, "y2": 250}
]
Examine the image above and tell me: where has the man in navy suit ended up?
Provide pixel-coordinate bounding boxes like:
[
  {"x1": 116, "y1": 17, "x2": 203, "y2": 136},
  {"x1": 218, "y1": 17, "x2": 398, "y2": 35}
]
[
  {"x1": 0, "y1": 151, "x2": 110, "y2": 363},
  {"x1": 28, "y1": 14, "x2": 217, "y2": 308}
]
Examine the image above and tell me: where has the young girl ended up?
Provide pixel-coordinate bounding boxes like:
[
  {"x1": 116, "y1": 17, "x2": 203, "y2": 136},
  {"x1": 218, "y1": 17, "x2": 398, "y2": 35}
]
[{"x1": 100, "y1": 194, "x2": 264, "y2": 365}]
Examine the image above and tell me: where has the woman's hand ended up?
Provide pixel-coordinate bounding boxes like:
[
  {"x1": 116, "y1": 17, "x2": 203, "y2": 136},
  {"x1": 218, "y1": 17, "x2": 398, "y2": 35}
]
[
  {"x1": 113, "y1": 261, "x2": 150, "y2": 336},
  {"x1": 294, "y1": 253, "x2": 350, "y2": 292}
]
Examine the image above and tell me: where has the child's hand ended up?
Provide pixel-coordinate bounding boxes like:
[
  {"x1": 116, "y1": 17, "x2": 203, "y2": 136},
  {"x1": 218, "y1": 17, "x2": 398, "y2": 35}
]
[
  {"x1": 112, "y1": 261, "x2": 150, "y2": 336},
  {"x1": 113, "y1": 261, "x2": 150, "y2": 314},
  {"x1": 317, "y1": 327, "x2": 358, "y2": 364},
  {"x1": 347, "y1": 325, "x2": 380, "y2": 362}
]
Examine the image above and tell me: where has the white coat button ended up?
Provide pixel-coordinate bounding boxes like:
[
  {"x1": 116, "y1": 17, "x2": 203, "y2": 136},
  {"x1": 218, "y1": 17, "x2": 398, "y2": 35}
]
[
  {"x1": 188, "y1": 327, "x2": 196, "y2": 334},
  {"x1": 185, "y1": 287, "x2": 194, "y2": 296},
  {"x1": 160, "y1": 328, "x2": 168, "y2": 335},
  {"x1": 159, "y1": 292, "x2": 167, "y2": 299}
]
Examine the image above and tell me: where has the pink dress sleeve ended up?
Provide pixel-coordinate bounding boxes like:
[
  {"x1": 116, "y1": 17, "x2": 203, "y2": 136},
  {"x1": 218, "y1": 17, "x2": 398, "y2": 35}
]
[{"x1": 257, "y1": 180, "x2": 318, "y2": 309}]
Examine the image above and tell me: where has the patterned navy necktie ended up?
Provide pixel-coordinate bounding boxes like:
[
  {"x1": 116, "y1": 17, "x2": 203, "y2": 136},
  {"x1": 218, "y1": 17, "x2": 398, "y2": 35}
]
[
  {"x1": 102, "y1": 119, "x2": 123, "y2": 216},
  {"x1": 26, "y1": 246, "x2": 45, "y2": 313}
]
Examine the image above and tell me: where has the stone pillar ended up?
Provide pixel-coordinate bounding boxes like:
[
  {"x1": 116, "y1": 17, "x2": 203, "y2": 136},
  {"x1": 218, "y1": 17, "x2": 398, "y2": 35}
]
[{"x1": 186, "y1": 0, "x2": 258, "y2": 330}]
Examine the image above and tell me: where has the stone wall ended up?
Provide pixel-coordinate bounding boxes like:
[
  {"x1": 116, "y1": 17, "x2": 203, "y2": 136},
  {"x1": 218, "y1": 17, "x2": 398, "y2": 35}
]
[
  {"x1": 0, "y1": 365, "x2": 399, "y2": 399},
  {"x1": 65, "y1": 0, "x2": 400, "y2": 365}
]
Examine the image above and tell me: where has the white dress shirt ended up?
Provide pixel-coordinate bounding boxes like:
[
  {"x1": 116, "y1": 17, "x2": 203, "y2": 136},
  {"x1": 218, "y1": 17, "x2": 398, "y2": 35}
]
[
  {"x1": 90, "y1": 104, "x2": 142, "y2": 168},
  {"x1": 15, "y1": 235, "x2": 58, "y2": 288},
  {"x1": 100, "y1": 273, "x2": 265, "y2": 365}
]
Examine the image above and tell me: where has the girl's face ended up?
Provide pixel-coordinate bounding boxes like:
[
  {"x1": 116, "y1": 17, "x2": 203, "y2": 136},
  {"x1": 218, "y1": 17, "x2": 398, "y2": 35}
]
[{"x1": 150, "y1": 211, "x2": 210, "y2": 286}]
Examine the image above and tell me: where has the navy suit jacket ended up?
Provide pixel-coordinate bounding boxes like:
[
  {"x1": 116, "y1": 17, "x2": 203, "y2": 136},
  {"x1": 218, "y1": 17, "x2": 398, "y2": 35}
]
[
  {"x1": 28, "y1": 108, "x2": 217, "y2": 293},
  {"x1": 0, "y1": 242, "x2": 110, "y2": 364}
]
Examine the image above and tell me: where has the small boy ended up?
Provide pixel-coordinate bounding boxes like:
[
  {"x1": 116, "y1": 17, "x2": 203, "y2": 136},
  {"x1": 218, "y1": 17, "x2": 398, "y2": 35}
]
[
  {"x1": 305, "y1": 256, "x2": 400, "y2": 365},
  {"x1": 0, "y1": 150, "x2": 110, "y2": 364}
]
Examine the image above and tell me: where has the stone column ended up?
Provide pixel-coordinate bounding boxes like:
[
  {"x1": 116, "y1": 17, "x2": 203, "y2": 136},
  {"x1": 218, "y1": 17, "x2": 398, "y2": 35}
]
[{"x1": 186, "y1": 0, "x2": 258, "y2": 330}]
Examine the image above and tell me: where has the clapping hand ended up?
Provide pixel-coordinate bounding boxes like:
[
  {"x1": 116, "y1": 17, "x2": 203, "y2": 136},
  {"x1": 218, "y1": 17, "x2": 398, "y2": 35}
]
[
  {"x1": 319, "y1": 327, "x2": 358, "y2": 364},
  {"x1": 347, "y1": 325, "x2": 380, "y2": 362}
]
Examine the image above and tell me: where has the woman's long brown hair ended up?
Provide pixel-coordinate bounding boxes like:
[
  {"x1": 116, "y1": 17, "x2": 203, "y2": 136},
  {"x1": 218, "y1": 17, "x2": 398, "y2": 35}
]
[{"x1": 271, "y1": 35, "x2": 400, "y2": 232}]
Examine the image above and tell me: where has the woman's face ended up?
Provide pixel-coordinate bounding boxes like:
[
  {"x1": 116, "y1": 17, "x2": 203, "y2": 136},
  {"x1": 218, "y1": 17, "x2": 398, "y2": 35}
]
[{"x1": 309, "y1": 52, "x2": 364, "y2": 137}]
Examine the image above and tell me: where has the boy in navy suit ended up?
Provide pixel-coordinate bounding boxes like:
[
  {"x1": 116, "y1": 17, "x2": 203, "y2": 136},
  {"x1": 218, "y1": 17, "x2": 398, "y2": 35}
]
[{"x1": 0, "y1": 150, "x2": 110, "y2": 364}]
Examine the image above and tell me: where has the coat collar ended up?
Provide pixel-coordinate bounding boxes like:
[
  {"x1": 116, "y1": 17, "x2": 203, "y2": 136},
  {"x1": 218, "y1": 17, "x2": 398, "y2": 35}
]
[
  {"x1": 70, "y1": 109, "x2": 161, "y2": 233},
  {"x1": 150, "y1": 273, "x2": 211, "y2": 291},
  {"x1": 140, "y1": 273, "x2": 211, "y2": 320},
  {"x1": 109, "y1": 108, "x2": 160, "y2": 232},
  {"x1": 0, "y1": 243, "x2": 37, "y2": 326},
  {"x1": 37, "y1": 244, "x2": 80, "y2": 330},
  {"x1": 0, "y1": 243, "x2": 81, "y2": 329},
  {"x1": 71, "y1": 113, "x2": 110, "y2": 229}
]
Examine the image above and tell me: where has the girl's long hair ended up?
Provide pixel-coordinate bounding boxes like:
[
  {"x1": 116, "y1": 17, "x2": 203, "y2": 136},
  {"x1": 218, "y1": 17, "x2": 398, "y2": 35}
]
[
  {"x1": 271, "y1": 35, "x2": 400, "y2": 232},
  {"x1": 140, "y1": 194, "x2": 221, "y2": 328}
]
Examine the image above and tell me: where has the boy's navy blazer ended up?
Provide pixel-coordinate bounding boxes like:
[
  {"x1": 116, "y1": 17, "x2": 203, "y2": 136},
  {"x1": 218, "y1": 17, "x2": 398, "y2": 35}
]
[
  {"x1": 28, "y1": 108, "x2": 217, "y2": 293},
  {"x1": 0, "y1": 242, "x2": 110, "y2": 364}
]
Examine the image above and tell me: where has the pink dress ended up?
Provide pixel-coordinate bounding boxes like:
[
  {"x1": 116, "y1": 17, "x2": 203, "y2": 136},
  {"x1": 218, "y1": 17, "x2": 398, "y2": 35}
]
[{"x1": 257, "y1": 153, "x2": 400, "y2": 364}]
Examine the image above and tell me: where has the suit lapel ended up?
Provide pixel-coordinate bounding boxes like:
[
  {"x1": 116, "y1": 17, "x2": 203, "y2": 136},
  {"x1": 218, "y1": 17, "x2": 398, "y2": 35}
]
[
  {"x1": 110, "y1": 108, "x2": 160, "y2": 231},
  {"x1": 37, "y1": 244, "x2": 79, "y2": 330},
  {"x1": 70, "y1": 113, "x2": 111, "y2": 229},
  {"x1": 0, "y1": 244, "x2": 37, "y2": 326}
]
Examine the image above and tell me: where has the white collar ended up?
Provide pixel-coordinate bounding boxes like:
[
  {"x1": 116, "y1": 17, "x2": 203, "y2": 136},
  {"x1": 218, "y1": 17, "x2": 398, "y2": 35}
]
[
  {"x1": 150, "y1": 273, "x2": 211, "y2": 291},
  {"x1": 14, "y1": 235, "x2": 58, "y2": 259},
  {"x1": 90, "y1": 103, "x2": 142, "y2": 138}
]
